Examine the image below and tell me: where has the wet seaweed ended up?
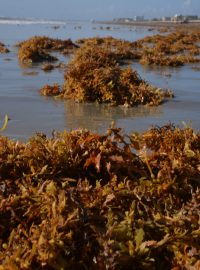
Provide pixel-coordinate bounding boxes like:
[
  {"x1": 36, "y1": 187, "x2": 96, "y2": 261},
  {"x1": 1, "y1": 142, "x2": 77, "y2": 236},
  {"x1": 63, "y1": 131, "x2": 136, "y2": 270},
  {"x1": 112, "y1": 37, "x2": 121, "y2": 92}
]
[
  {"x1": 41, "y1": 62, "x2": 66, "y2": 72},
  {"x1": 0, "y1": 124, "x2": 199, "y2": 269},
  {"x1": 40, "y1": 83, "x2": 62, "y2": 96},
  {"x1": 134, "y1": 30, "x2": 200, "y2": 66},
  {"x1": 62, "y1": 44, "x2": 173, "y2": 106},
  {"x1": 17, "y1": 36, "x2": 78, "y2": 64},
  {"x1": 76, "y1": 36, "x2": 141, "y2": 62},
  {"x1": 75, "y1": 32, "x2": 200, "y2": 67},
  {"x1": 0, "y1": 42, "x2": 9, "y2": 53}
]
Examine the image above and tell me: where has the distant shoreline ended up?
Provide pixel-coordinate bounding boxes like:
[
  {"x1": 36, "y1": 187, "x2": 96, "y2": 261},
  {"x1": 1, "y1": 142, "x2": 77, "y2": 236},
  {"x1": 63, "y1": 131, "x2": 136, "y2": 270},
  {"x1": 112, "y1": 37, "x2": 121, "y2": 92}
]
[{"x1": 96, "y1": 20, "x2": 200, "y2": 29}]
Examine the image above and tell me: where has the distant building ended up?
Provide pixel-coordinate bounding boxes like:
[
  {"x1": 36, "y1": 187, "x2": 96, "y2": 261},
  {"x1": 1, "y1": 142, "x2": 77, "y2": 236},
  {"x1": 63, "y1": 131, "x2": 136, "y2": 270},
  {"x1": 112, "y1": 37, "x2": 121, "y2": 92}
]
[
  {"x1": 183, "y1": 15, "x2": 198, "y2": 21},
  {"x1": 172, "y1": 14, "x2": 198, "y2": 22},
  {"x1": 162, "y1": 16, "x2": 171, "y2": 22},
  {"x1": 171, "y1": 14, "x2": 183, "y2": 22},
  {"x1": 124, "y1": 18, "x2": 134, "y2": 22},
  {"x1": 134, "y1": 16, "x2": 144, "y2": 22},
  {"x1": 113, "y1": 18, "x2": 134, "y2": 23}
]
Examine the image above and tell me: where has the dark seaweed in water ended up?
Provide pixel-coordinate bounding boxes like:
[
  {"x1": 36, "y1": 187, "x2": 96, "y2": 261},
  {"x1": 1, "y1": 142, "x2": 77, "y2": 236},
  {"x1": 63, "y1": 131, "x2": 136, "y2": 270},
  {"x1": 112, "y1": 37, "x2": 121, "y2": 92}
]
[
  {"x1": 40, "y1": 83, "x2": 62, "y2": 96},
  {"x1": 0, "y1": 41, "x2": 9, "y2": 53}
]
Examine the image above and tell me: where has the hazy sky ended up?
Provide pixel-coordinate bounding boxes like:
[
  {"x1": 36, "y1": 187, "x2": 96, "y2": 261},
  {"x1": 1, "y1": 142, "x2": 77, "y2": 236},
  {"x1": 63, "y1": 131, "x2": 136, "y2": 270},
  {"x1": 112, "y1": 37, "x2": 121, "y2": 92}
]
[{"x1": 1, "y1": 0, "x2": 200, "y2": 20}]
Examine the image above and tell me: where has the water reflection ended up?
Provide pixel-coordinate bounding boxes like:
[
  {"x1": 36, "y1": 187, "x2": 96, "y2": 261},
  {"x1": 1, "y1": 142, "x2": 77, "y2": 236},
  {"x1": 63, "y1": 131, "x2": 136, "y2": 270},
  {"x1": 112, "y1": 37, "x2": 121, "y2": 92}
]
[{"x1": 63, "y1": 100, "x2": 163, "y2": 133}]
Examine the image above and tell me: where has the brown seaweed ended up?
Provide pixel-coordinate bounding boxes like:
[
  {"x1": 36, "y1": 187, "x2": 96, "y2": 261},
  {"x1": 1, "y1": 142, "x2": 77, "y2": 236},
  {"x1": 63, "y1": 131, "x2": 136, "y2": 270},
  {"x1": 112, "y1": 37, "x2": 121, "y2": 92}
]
[
  {"x1": 62, "y1": 44, "x2": 173, "y2": 106},
  {"x1": 0, "y1": 124, "x2": 199, "y2": 269},
  {"x1": 40, "y1": 83, "x2": 62, "y2": 96},
  {"x1": 0, "y1": 41, "x2": 9, "y2": 53},
  {"x1": 134, "y1": 30, "x2": 200, "y2": 66},
  {"x1": 17, "y1": 36, "x2": 78, "y2": 64}
]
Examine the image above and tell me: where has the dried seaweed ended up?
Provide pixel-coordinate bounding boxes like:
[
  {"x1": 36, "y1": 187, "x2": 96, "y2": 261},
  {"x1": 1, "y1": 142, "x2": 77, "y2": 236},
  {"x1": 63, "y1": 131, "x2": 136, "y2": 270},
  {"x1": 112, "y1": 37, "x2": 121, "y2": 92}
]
[{"x1": 0, "y1": 124, "x2": 199, "y2": 269}]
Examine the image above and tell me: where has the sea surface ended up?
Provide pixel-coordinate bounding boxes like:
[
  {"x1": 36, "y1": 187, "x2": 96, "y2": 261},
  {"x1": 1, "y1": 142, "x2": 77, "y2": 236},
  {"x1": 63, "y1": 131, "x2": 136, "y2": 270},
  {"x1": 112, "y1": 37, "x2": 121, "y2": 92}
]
[{"x1": 0, "y1": 18, "x2": 200, "y2": 140}]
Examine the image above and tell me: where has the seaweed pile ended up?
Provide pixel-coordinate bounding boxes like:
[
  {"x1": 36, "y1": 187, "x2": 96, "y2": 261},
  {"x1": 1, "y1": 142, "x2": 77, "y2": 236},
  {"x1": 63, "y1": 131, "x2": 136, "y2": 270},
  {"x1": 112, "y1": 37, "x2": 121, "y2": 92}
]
[
  {"x1": 76, "y1": 36, "x2": 141, "y2": 62},
  {"x1": 0, "y1": 124, "x2": 199, "y2": 269},
  {"x1": 41, "y1": 62, "x2": 66, "y2": 72},
  {"x1": 16, "y1": 35, "x2": 174, "y2": 105},
  {"x1": 0, "y1": 41, "x2": 9, "y2": 53},
  {"x1": 16, "y1": 30, "x2": 200, "y2": 69},
  {"x1": 17, "y1": 36, "x2": 78, "y2": 64},
  {"x1": 74, "y1": 31, "x2": 200, "y2": 67},
  {"x1": 40, "y1": 83, "x2": 62, "y2": 96},
  {"x1": 62, "y1": 44, "x2": 173, "y2": 106},
  {"x1": 134, "y1": 30, "x2": 200, "y2": 66}
]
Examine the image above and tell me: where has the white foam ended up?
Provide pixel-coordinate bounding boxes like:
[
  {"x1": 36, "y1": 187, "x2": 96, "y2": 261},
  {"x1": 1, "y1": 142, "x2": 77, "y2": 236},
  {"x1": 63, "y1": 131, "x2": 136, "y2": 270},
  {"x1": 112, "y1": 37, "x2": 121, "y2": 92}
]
[{"x1": 0, "y1": 18, "x2": 66, "y2": 25}]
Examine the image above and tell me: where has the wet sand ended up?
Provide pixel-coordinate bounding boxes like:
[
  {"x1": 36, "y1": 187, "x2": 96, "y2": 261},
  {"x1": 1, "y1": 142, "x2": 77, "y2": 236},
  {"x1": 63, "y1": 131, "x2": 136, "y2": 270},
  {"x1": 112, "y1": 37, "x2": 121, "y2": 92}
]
[{"x1": 98, "y1": 20, "x2": 200, "y2": 30}]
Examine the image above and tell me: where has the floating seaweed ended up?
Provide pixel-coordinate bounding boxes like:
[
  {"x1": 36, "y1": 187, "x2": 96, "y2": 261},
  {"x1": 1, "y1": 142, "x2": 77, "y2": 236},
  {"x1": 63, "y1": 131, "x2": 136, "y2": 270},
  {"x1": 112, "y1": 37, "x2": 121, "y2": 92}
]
[
  {"x1": 0, "y1": 124, "x2": 199, "y2": 269},
  {"x1": 40, "y1": 83, "x2": 62, "y2": 96},
  {"x1": 0, "y1": 41, "x2": 9, "y2": 53},
  {"x1": 41, "y1": 63, "x2": 55, "y2": 71},
  {"x1": 42, "y1": 62, "x2": 66, "y2": 72}
]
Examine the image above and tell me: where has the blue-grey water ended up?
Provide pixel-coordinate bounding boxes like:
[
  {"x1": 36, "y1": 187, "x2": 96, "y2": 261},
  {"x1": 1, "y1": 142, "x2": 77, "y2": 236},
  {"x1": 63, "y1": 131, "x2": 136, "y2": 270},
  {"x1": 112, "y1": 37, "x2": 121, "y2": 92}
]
[{"x1": 0, "y1": 19, "x2": 200, "y2": 140}]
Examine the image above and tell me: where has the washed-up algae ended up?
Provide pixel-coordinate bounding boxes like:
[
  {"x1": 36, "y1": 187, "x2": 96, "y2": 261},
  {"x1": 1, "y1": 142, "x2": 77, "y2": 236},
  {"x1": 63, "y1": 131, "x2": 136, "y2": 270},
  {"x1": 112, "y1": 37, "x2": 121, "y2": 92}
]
[
  {"x1": 0, "y1": 42, "x2": 9, "y2": 53},
  {"x1": 16, "y1": 30, "x2": 200, "y2": 67},
  {"x1": 61, "y1": 44, "x2": 173, "y2": 106},
  {"x1": 75, "y1": 31, "x2": 200, "y2": 67},
  {"x1": 17, "y1": 36, "x2": 78, "y2": 64},
  {"x1": 76, "y1": 36, "x2": 141, "y2": 62},
  {"x1": 41, "y1": 62, "x2": 66, "y2": 72},
  {"x1": 59, "y1": 31, "x2": 200, "y2": 105},
  {"x1": 134, "y1": 30, "x2": 200, "y2": 66},
  {"x1": 0, "y1": 124, "x2": 199, "y2": 269},
  {"x1": 40, "y1": 83, "x2": 62, "y2": 96}
]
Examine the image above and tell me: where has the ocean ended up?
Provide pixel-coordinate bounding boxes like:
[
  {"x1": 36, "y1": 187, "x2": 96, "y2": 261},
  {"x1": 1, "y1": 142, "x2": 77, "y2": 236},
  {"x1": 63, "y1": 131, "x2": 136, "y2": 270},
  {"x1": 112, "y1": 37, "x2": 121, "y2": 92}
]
[{"x1": 0, "y1": 18, "x2": 200, "y2": 140}]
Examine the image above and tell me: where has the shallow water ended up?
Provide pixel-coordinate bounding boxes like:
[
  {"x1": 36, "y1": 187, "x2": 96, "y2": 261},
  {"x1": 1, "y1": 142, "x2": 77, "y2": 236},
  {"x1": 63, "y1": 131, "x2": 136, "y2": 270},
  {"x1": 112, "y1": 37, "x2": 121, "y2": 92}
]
[{"x1": 0, "y1": 19, "x2": 200, "y2": 140}]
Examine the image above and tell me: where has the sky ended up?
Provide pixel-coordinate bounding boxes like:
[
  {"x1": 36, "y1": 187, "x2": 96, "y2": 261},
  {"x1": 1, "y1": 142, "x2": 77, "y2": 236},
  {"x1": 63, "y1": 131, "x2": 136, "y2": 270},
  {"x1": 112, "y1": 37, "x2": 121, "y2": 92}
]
[{"x1": 0, "y1": 0, "x2": 200, "y2": 20}]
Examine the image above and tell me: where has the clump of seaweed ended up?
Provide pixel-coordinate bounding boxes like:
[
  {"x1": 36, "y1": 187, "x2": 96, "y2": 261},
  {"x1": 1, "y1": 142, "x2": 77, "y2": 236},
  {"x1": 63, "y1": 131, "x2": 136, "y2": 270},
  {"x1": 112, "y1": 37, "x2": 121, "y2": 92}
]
[
  {"x1": 0, "y1": 41, "x2": 9, "y2": 53},
  {"x1": 134, "y1": 30, "x2": 200, "y2": 66},
  {"x1": 42, "y1": 62, "x2": 66, "y2": 72},
  {"x1": 0, "y1": 124, "x2": 199, "y2": 269},
  {"x1": 76, "y1": 36, "x2": 141, "y2": 62},
  {"x1": 17, "y1": 36, "x2": 78, "y2": 64},
  {"x1": 40, "y1": 83, "x2": 62, "y2": 96},
  {"x1": 139, "y1": 50, "x2": 184, "y2": 66},
  {"x1": 75, "y1": 32, "x2": 200, "y2": 67},
  {"x1": 62, "y1": 44, "x2": 173, "y2": 106},
  {"x1": 41, "y1": 63, "x2": 55, "y2": 71}
]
